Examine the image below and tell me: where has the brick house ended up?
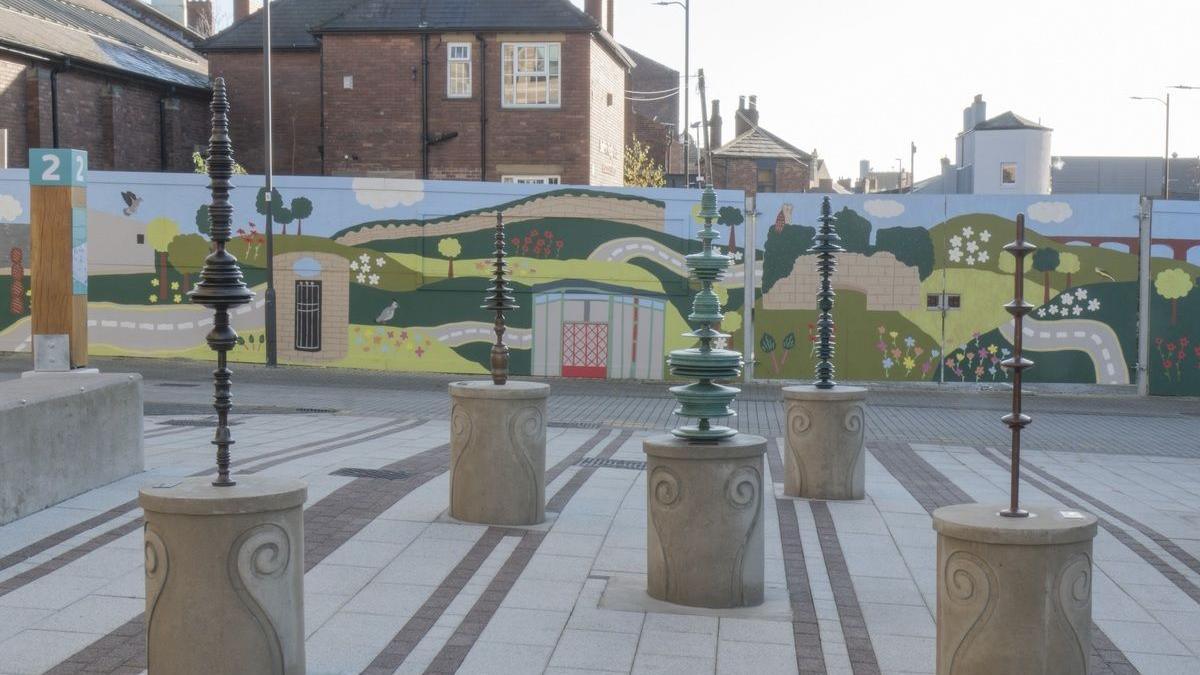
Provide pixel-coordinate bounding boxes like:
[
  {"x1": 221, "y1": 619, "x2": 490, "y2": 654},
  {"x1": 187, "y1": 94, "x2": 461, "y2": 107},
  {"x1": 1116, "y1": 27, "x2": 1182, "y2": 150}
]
[
  {"x1": 709, "y1": 96, "x2": 817, "y2": 195},
  {"x1": 0, "y1": 0, "x2": 211, "y2": 171},
  {"x1": 623, "y1": 45, "x2": 678, "y2": 176},
  {"x1": 201, "y1": 0, "x2": 634, "y2": 185}
]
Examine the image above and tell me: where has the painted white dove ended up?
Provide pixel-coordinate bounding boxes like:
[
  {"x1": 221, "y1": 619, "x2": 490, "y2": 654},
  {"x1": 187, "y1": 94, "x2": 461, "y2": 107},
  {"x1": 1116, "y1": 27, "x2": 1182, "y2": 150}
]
[{"x1": 375, "y1": 300, "x2": 398, "y2": 324}]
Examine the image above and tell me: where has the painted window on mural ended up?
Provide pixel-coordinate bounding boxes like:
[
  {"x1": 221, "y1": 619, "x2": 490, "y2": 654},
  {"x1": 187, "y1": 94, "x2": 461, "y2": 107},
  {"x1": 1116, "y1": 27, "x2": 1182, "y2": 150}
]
[
  {"x1": 295, "y1": 280, "x2": 322, "y2": 352},
  {"x1": 1001, "y1": 163, "x2": 1017, "y2": 185},
  {"x1": 926, "y1": 293, "x2": 962, "y2": 310},
  {"x1": 502, "y1": 43, "x2": 561, "y2": 107},
  {"x1": 447, "y1": 43, "x2": 471, "y2": 98},
  {"x1": 502, "y1": 175, "x2": 561, "y2": 185}
]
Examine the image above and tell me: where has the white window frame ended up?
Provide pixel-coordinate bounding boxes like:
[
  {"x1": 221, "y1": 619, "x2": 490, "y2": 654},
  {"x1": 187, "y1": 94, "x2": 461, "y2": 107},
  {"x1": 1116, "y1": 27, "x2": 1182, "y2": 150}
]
[
  {"x1": 447, "y1": 42, "x2": 472, "y2": 99},
  {"x1": 1000, "y1": 162, "x2": 1018, "y2": 186},
  {"x1": 501, "y1": 42, "x2": 561, "y2": 109},
  {"x1": 502, "y1": 175, "x2": 561, "y2": 185}
]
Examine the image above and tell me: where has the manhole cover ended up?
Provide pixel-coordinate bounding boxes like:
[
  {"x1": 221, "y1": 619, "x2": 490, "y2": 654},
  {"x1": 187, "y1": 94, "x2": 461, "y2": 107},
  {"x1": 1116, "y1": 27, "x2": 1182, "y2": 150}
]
[
  {"x1": 578, "y1": 457, "x2": 645, "y2": 471},
  {"x1": 331, "y1": 467, "x2": 410, "y2": 480}
]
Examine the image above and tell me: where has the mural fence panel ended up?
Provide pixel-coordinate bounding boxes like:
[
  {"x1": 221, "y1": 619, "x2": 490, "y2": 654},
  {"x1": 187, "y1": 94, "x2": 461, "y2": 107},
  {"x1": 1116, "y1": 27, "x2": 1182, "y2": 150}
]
[{"x1": 1, "y1": 168, "x2": 1193, "y2": 394}]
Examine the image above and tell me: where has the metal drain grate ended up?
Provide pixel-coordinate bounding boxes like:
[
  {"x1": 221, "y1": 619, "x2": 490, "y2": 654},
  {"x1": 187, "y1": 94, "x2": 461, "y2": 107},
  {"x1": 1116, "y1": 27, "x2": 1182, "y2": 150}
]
[
  {"x1": 548, "y1": 421, "x2": 601, "y2": 429},
  {"x1": 154, "y1": 382, "x2": 200, "y2": 388},
  {"x1": 578, "y1": 457, "x2": 645, "y2": 471},
  {"x1": 296, "y1": 408, "x2": 337, "y2": 414},
  {"x1": 159, "y1": 418, "x2": 241, "y2": 427},
  {"x1": 331, "y1": 467, "x2": 410, "y2": 480}
]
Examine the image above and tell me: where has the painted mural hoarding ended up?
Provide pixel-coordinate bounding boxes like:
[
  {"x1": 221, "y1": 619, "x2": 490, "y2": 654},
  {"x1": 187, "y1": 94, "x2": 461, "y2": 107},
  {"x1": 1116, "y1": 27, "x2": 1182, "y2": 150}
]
[
  {"x1": 0, "y1": 169, "x2": 1195, "y2": 394},
  {"x1": 1147, "y1": 200, "x2": 1200, "y2": 396}
]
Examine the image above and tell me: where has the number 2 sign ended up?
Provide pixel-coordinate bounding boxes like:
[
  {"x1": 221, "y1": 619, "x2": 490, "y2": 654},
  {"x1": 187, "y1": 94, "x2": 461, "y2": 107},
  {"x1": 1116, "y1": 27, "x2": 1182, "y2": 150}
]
[{"x1": 29, "y1": 149, "x2": 88, "y2": 187}]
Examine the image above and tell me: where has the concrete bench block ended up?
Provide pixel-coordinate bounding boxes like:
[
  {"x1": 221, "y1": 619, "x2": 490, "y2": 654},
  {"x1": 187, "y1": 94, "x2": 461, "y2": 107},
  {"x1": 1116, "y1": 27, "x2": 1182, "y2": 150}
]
[{"x1": 1, "y1": 373, "x2": 144, "y2": 524}]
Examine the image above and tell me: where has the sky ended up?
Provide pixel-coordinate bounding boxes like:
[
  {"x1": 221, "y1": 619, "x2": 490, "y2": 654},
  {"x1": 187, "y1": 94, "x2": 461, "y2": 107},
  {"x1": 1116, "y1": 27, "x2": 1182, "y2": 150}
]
[{"x1": 199, "y1": 0, "x2": 1200, "y2": 182}]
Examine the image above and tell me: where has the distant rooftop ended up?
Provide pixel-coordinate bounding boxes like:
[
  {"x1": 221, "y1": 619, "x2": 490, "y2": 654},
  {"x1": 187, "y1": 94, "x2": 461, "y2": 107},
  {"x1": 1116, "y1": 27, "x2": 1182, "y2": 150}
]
[{"x1": 973, "y1": 111, "x2": 1051, "y2": 132}]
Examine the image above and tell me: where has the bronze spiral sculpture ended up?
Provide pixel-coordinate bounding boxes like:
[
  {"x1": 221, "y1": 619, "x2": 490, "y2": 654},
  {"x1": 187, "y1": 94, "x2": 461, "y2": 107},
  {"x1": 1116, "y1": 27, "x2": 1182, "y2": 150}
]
[
  {"x1": 1000, "y1": 213, "x2": 1035, "y2": 517},
  {"x1": 483, "y1": 212, "x2": 517, "y2": 385}
]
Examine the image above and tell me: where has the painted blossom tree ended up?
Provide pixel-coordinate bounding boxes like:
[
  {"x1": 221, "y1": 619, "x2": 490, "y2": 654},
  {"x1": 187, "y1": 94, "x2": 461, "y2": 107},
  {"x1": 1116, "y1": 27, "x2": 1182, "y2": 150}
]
[
  {"x1": 1155, "y1": 268, "x2": 1195, "y2": 326},
  {"x1": 145, "y1": 217, "x2": 180, "y2": 301},
  {"x1": 167, "y1": 233, "x2": 211, "y2": 294},
  {"x1": 438, "y1": 237, "x2": 462, "y2": 279}
]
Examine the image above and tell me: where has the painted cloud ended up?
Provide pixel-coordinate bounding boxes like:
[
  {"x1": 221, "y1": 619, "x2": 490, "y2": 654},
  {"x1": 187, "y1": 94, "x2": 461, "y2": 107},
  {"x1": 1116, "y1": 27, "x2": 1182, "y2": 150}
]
[
  {"x1": 863, "y1": 199, "x2": 904, "y2": 218},
  {"x1": 0, "y1": 194, "x2": 23, "y2": 222},
  {"x1": 352, "y1": 178, "x2": 424, "y2": 209},
  {"x1": 1027, "y1": 201, "x2": 1073, "y2": 224}
]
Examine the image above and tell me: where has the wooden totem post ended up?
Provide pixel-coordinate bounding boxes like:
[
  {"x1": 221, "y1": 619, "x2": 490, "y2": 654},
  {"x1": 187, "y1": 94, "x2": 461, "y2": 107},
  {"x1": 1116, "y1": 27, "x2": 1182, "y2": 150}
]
[{"x1": 28, "y1": 148, "x2": 88, "y2": 370}]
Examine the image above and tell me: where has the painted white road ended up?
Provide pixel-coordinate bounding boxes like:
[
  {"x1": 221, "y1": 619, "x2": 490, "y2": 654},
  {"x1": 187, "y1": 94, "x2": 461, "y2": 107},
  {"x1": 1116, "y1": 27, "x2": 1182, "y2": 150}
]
[
  {"x1": 998, "y1": 317, "x2": 1130, "y2": 385},
  {"x1": 587, "y1": 237, "x2": 762, "y2": 286}
]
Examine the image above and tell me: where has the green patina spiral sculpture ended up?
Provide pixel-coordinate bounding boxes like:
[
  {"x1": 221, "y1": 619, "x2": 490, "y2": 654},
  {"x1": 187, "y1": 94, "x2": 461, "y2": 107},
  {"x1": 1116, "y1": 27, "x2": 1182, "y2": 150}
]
[{"x1": 667, "y1": 187, "x2": 743, "y2": 440}]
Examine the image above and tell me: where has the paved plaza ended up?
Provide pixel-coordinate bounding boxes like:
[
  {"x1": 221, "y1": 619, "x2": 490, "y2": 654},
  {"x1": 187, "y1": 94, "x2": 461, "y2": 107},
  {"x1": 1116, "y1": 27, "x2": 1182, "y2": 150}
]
[{"x1": 0, "y1": 357, "x2": 1198, "y2": 674}]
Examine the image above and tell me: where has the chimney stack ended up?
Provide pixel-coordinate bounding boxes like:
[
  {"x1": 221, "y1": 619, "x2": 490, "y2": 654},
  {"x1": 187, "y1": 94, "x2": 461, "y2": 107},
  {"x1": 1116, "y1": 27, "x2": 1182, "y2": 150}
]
[
  {"x1": 234, "y1": 0, "x2": 250, "y2": 22},
  {"x1": 747, "y1": 95, "x2": 759, "y2": 127},
  {"x1": 710, "y1": 100, "x2": 722, "y2": 149},
  {"x1": 735, "y1": 96, "x2": 750, "y2": 137},
  {"x1": 187, "y1": 0, "x2": 214, "y2": 36},
  {"x1": 585, "y1": 0, "x2": 612, "y2": 34}
]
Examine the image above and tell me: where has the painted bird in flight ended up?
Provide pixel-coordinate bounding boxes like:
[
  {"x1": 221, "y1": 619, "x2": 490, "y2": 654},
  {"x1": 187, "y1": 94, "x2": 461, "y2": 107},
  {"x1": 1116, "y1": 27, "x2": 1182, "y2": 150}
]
[
  {"x1": 121, "y1": 191, "x2": 142, "y2": 216},
  {"x1": 1094, "y1": 267, "x2": 1115, "y2": 282},
  {"x1": 375, "y1": 300, "x2": 398, "y2": 324}
]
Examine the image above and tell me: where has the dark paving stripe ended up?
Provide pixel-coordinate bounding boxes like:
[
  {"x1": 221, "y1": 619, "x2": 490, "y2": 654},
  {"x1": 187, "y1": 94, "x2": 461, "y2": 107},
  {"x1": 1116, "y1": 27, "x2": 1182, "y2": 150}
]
[
  {"x1": 0, "y1": 519, "x2": 142, "y2": 598},
  {"x1": 868, "y1": 441, "x2": 1141, "y2": 675},
  {"x1": 1, "y1": 419, "x2": 412, "y2": 575},
  {"x1": 239, "y1": 418, "x2": 428, "y2": 475},
  {"x1": 764, "y1": 438, "x2": 825, "y2": 675},
  {"x1": 810, "y1": 501, "x2": 881, "y2": 675},
  {"x1": 142, "y1": 424, "x2": 199, "y2": 439},
  {"x1": 361, "y1": 428, "x2": 611, "y2": 674},
  {"x1": 1013, "y1": 452, "x2": 1200, "y2": 578},
  {"x1": 46, "y1": 440, "x2": 457, "y2": 674},
  {"x1": 974, "y1": 445, "x2": 1200, "y2": 606},
  {"x1": 420, "y1": 430, "x2": 633, "y2": 674}
]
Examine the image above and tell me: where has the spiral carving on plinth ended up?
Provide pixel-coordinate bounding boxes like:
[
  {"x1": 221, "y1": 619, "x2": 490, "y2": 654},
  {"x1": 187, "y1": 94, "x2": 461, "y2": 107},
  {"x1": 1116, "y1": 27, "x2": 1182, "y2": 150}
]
[
  {"x1": 787, "y1": 404, "x2": 812, "y2": 435},
  {"x1": 651, "y1": 466, "x2": 681, "y2": 507},
  {"x1": 229, "y1": 523, "x2": 292, "y2": 675},
  {"x1": 507, "y1": 405, "x2": 544, "y2": 521},
  {"x1": 144, "y1": 524, "x2": 169, "y2": 653},
  {"x1": 1054, "y1": 552, "x2": 1092, "y2": 669},
  {"x1": 944, "y1": 550, "x2": 998, "y2": 673},
  {"x1": 667, "y1": 187, "x2": 743, "y2": 440}
]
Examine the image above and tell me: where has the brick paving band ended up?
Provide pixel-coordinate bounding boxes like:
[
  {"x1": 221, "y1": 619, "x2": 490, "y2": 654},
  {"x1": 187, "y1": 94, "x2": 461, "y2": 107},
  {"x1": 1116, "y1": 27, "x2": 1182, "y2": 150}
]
[
  {"x1": 764, "y1": 439, "x2": 826, "y2": 675},
  {"x1": 238, "y1": 418, "x2": 429, "y2": 476},
  {"x1": 359, "y1": 428, "x2": 614, "y2": 673},
  {"x1": 0, "y1": 417, "x2": 416, "y2": 577},
  {"x1": 1003, "y1": 449, "x2": 1200, "y2": 578},
  {"x1": 974, "y1": 445, "x2": 1200, "y2": 606},
  {"x1": 868, "y1": 441, "x2": 1140, "y2": 675},
  {"x1": 810, "y1": 500, "x2": 882, "y2": 675},
  {"x1": 418, "y1": 430, "x2": 634, "y2": 674},
  {"x1": 46, "y1": 436, "x2": 466, "y2": 674}
]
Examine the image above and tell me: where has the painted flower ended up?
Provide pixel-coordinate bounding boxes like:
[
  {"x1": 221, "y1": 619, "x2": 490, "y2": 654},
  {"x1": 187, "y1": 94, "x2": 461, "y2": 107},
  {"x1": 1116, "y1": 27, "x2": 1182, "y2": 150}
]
[
  {"x1": 1164, "y1": 359, "x2": 1174, "y2": 369},
  {"x1": 1072, "y1": 306, "x2": 1083, "y2": 316},
  {"x1": 1001, "y1": 348, "x2": 1011, "y2": 356},
  {"x1": 903, "y1": 356, "x2": 916, "y2": 370},
  {"x1": 150, "y1": 278, "x2": 160, "y2": 287},
  {"x1": 882, "y1": 357, "x2": 894, "y2": 369},
  {"x1": 415, "y1": 346, "x2": 425, "y2": 358},
  {"x1": 931, "y1": 350, "x2": 940, "y2": 358},
  {"x1": 956, "y1": 353, "x2": 965, "y2": 362},
  {"x1": 1180, "y1": 337, "x2": 1189, "y2": 348},
  {"x1": 1075, "y1": 288, "x2": 1088, "y2": 300},
  {"x1": 966, "y1": 240, "x2": 979, "y2": 253},
  {"x1": 976, "y1": 250, "x2": 990, "y2": 264},
  {"x1": 965, "y1": 254, "x2": 976, "y2": 266},
  {"x1": 1037, "y1": 308, "x2": 1046, "y2": 317},
  {"x1": 987, "y1": 344, "x2": 998, "y2": 354},
  {"x1": 173, "y1": 294, "x2": 182, "y2": 304},
  {"x1": 891, "y1": 347, "x2": 902, "y2": 359},
  {"x1": 966, "y1": 351, "x2": 975, "y2": 360},
  {"x1": 356, "y1": 273, "x2": 366, "y2": 284},
  {"x1": 962, "y1": 226, "x2": 974, "y2": 238},
  {"x1": 945, "y1": 358, "x2": 955, "y2": 367},
  {"x1": 949, "y1": 235, "x2": 963, "y2": 248},
  {"x1": 979, "y1": 230, "x2": 992, "y2": 243},
  {"x1": 948, "y1": 248, "x2": 963, "y2": 263},
  {"x1": 975, "y1": 366, "x2": 985, "y2": 377},
  {"x1": 1049, "y1": 305, "x2": 1060, "y2": 315},
  {"x1": 877, "y1": 325, "x2": 885, "y2": 334},
  {"x1": 368, "y1": 274, "x2": 380, "y2": 285},
  {"x1": 1061, "y1": 293, "x2": 1074, "y2": 305},
  {"x1": 1156, "y1": 337, "x2": 1163, "y2": 346},
  {"x1": 921, "y1": 362, "x2": 932, "y2": 374},
  {"x1": 889, "y1": 331, "x2": 899, "y2": 339},
  {"x1": 350, "y1": 261, "x2": 359, "y2": 271},
  {"x1": 170, "y1": 281, "x2": 180, "y2": 291},
  {"x1": 1167, "y1": 342, "x2": 1176, "y2": 352},
  {"x1": 904, "y1": 336, "x2": 916, "y2": 348},
  {"x1": 1087, "y1": 299, "x2": 1101, "y2": 311},
  {"x1": 914, "y1": 346, "x2": 925, "y2": 356},
  {"x1": 148, "y1": 294, "x2": 158, "y2": 303},
  {"x1": 358, "y1": 253, "x2": 371, "y2": 265},
  {"x1": 376, "y1": 257, "x2": 387, "y2": 268},
  {"x1": 988, "y1": 366, "x2": 997, "y2": 376}
]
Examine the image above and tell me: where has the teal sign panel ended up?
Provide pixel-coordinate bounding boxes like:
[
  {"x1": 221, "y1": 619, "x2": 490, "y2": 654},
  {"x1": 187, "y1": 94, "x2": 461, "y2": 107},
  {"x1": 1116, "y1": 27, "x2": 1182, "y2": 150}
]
[
  {"x1": 29, "y1": 148, "x2": 88, "y2": 187},
  {"x1": 72, "y1": 206, "x2": 87, "y2": 295}
]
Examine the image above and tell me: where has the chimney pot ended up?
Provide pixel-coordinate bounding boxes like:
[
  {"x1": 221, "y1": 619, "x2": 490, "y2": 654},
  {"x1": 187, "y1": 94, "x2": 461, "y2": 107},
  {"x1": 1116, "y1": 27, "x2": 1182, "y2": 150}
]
[
  {"x1": 234, "y1": 0, "x2": 250, "y2": 21},
  {"x1": 749, "y1": 95, "x2": 757, "y2": 111},
  {"x1": 710, "y1": 100, "x2": 722, "y2": 149}
]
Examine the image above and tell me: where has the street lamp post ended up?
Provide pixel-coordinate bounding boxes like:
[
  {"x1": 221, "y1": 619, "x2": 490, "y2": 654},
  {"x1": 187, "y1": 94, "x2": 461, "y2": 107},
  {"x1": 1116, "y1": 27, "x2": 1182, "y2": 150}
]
[
  {"x1": 653, "y1": 1, "x2": 689, "y2": 188},
  {"x1": 1130, "y1": 94, "x2": 1171, "y2": 199}
]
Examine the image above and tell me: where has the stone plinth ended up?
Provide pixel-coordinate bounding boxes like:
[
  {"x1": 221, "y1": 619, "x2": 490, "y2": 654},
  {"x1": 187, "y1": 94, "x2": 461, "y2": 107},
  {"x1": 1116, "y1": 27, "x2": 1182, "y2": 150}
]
[
  {"x1": 644, "y1": 434, "x2": 766, "y2": 608},
  {"x1": 449, "y1": 381, "x2": 549, "y2": 526},
  {"x1": 933, "y1": 503, "x2": 1098, "y2": 675},
  {"x1": 781, "y1": 385, "x2": 867, "y2": 500},
  {"x1": 139, "y1": 477, "x2": 307, "y2": 675},
  {"x1": 1, "y1": 372, "x2": 143, "y2": 525}
]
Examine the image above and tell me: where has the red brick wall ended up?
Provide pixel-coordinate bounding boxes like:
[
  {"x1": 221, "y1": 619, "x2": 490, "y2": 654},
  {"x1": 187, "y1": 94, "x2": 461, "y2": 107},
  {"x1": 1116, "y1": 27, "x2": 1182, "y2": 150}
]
[
  {"x1": 713, "y1": 156, "x2": 810, "y2": 195},
  {"x1": 628, "y1": 111, "x2": 671, "y2": 174},
  {"x1": 0, "y1": 54, "x2": 206, "y2": 171},
  {"x1": 208, "y1": 50, "x2": 324, "y2": 175},
  {"x1": 588, "y1": 36, "x2": 624, "y2": 186}
]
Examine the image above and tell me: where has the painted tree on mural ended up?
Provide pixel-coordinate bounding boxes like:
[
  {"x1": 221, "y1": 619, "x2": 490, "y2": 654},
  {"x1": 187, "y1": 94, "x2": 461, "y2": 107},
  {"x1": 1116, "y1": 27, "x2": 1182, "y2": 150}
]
[
  {"x1": 834, "y1": 207, "x2": 872, "y2": 254},
  {"x1": 762, "y1": 223, "x2": 815, "y2": 294},
  {"x1": 1155, "y1": 268, "x2": 1195, "y2": 326},
  {"x1": 719, "y1": 206, "x2": 744, "y2": 252},
  {"x1": 145, "y1": 217, "x2": 180, "y2": 301},
  {"x1": 167, "y1": 234, "x2": 210, "y2": 294},
  {"x1": 194, "y1": 204, "x2": 210, "y2": 236},
  {"x1": 875, "y1": 226, "x2": 934, "y2": 279},
  {"x1": 291, "y1": 197, "x2": 313, "y2": 236},
  {"x1": 1032, "y1": 247, "x2": 1061, "y2": 304},
  {"x1": 438, "y1": 237, "x2": 462, "y2": 279},
  {"x1": 255, "y1": 187, "x2": 294, "y2": 235},
  {"x1": 1057, "y1": 251, "x2": 1081, "y2": 288}
]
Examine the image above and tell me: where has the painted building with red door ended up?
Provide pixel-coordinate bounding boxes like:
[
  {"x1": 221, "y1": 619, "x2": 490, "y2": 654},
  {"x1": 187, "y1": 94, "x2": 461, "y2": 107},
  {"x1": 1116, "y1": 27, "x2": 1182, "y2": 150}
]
[{"x1": 531, "y1": 285, "x2": 666, "y2": 380}]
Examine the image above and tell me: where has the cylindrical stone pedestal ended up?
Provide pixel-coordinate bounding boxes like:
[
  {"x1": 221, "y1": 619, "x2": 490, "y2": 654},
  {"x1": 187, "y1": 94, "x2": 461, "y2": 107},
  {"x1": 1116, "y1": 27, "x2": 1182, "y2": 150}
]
[
  {"x1": 449, "y1": 380, "x2": 549, "y2": 526},
  {"x1": 139, "y1": 476, "x2": 307, "y2": 675},
  {"x1": 644, "y1": 434, "x2": 766, "y2": 608},
  {"x1": 781, "y1": 385, "x2": 867, "y2": 500},
  {"x1": 933, "y1": 504, "x2": 1098, "y2": 675}
]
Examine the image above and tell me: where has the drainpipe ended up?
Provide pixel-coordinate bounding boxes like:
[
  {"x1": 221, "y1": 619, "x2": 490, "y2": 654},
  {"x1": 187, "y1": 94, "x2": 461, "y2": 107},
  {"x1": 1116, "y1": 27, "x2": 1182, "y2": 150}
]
[
  {"x1": 50, "y1": 59, "x2": 71, "y2": 148},
  {"x1": 476, "y1": 33, "x2": 487, "y2": 181},
  {"x1": 421, "y1": 32, "x2": 430, "y2": 179}
]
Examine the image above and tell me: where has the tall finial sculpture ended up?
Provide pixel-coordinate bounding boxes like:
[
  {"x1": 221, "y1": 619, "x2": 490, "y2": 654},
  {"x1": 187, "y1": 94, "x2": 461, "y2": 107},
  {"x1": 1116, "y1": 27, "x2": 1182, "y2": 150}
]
[
  {"x1": 188, "y1": 77, "x2": 254, "y2": 487},
  {"x1": 667, "y1": 186, "x2": 743, "y2": 440},
  {"x1": 1000, "y1": 213, "x2": 1035, "y2": 517},
  {"x1": 811, "y1": 197, "x2": 843, "y2": 389},
  {"x1": 483, "y1": 212, "x2": 517, "y2": 385}
]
